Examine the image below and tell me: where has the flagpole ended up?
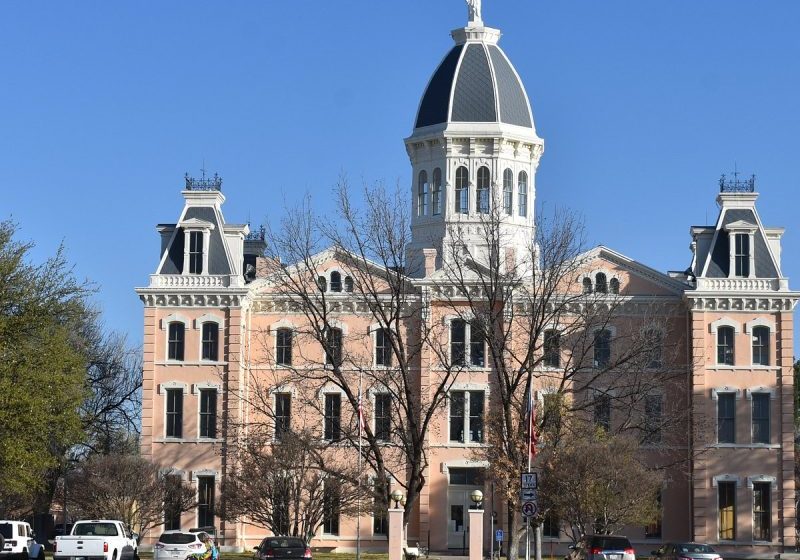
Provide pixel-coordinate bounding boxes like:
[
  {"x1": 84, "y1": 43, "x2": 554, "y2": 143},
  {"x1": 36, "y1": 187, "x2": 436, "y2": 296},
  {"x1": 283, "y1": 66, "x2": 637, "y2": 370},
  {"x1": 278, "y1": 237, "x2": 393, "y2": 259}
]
[
  {"x1": 357, "y1": 371, "x2": 363, "y2": 560},
  {"x1": 525, "y1": 382, "x2": 532, "y2": 560}
]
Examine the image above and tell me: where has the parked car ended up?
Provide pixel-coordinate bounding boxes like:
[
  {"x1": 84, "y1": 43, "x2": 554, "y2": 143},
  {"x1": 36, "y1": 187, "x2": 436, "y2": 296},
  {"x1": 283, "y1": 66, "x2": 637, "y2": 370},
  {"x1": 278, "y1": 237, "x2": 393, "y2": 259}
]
[
  {"x1": 0, "y1": 521, "x2": 46, "y2": 560},
  {"x1": 154, "y1": 531, "x2": 213, "y2": 560},
  {"x1": 253, "y1": 537, "x2": 311, "y2": 560},
  {"x1": 54, "y1": 520, "x2": 138, "y2": 560},
  {"x1": 568, "y1": 535, "x2": 636, "y2": 560},
  {"x1": 651, "y1": 543, "x2": 721, "y2": 560}
]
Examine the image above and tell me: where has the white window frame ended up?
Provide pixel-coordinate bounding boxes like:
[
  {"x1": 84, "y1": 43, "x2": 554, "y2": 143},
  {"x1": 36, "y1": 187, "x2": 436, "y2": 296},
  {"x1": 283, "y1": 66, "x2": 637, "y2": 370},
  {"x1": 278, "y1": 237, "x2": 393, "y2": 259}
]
[
  {"x1": 160, "y1": 381, "x2": 188, "y2": 440},
  {"x1": 724, "y1": 222, "x2": 757, "y2": 279},
  {"x1": 749, "y1": 475, "x2": 776, "y2": 542},
  {"x1": 712, "y1": 387, "x2": 741, "y2": 445},
  {"x1": 179, "y1": 218, "x2": 215, "y2": 276},
  {"x1": 447, "y1": 383, "x2": 489, "y2": 445},
  {"x1": 446, "y1": 316, "x2": 486, "y2": 369},
  {"x1": 713, "y1": 474, "x2": 740, "y2": 542},
  {"x1": 745, "y1": 318, "x2": 773, "y2": 367},
  {"x1": 746, "y1": 388, "x2": 773, "y2": 445}
]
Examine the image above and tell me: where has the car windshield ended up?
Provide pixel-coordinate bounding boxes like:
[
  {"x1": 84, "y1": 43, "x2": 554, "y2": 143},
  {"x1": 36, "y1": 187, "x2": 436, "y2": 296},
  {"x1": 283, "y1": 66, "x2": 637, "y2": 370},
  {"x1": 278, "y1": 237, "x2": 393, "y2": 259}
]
[
  {"x1": 677, "y1": 545, "x2": 715, "y2": 554},
  {"x1": 0, "y1": 524, "x2": 12, "y2": 539},
  {"x1": 592, "y1": 537, "x2": 631, "y2": 550},
  {"x1": 267, "y1": 538, "x2": 306, "y2": 548},
  {"x1": 159, "y1": 533, "x2": 198, "y2": 545},
  {"x1": 73, "y1": 523, "x2": 119, "y2": 537}
]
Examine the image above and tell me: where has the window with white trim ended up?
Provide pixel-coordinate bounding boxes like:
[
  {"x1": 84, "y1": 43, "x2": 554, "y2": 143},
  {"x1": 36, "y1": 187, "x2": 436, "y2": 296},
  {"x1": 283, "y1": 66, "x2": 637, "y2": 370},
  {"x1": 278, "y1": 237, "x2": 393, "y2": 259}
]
[
  {"x1": 753, "y1": 482, "x2": 770, "y2": 541},
  {"x1": 593, "y1": 393, "x2": 610, "y2": 431},
  {"x1": 543, "y1": 330, "x2": 560, "y2": 368},
  {"x1": 168, "y1": 322, "x2": 185, "y2": 361},
  {"x1": 717, "y1": 392, "x2": 735, "y2": 444},
  {"x1": 201, "y1": 322, "x2": 219, "y2": 361},
  {"x1": 718, "y1": 481, "x2": 736, "y2": 540},
  {"x1": 595, "y1": 273, "x2": 608, "y2": 294},
  {"x1": 375, "y1": 328, "x2": 392, "y2": 367},
  {"x1": 199, "y1": 389, "x2": 217, "y2": 439},
  {"x1": 165, "y1": 388, "x2": 183, "y2": 438},
  {"x1": 734, "y1": 233, "x2": 750, "y2": 277},
  {"x1": 374, "y1": 393, "x2": 391, "y2": 441},
  {"x1": 752, "y1": 326, "x2": 769, "y2": 366},
  {"x1": 476, "y1": 166, "x2": 490, "y2": 214},
  {"x1": 449, "y1": 390, "x2": 485, "y2": 443},
  {"x1": 518, "y1": 171, "x2": 528, "y2": 217},
  {"x1": 503, "y1": 168, "x2": 513, "y2": 215},
  {"x1": 418, "y1": 170, "x2": 429, "y2": 216},
  {"x1": 188, "y1": 231, "x2": 204, "y2": 274},
  {"x1": 275, "y1": 392, "x2": 291, "y2": 441},
  {"x1": 373, "y1": 478, "x2": 388, "y2": 535},
  {"x1": 322, "y1": 483, "x2": 341, "y2": 535},
  {"x1": 325, "y1": 327, "x2": 343, "y2": 367},
  {"x1": 197, "y1": 475, "x2": 215, "y2": 528},
  {"x1": 324, "y1": 393, "x2": 341, "y2": 441},
  {"x1": 330, "y1": 271, "x2": 342, "y2": 292},
  {"x1": 717, "y1": 326, "x2": 735, "y2": 365},
  {"x1": 751, "y1": 392, "x2": 769, "y2": 444},
  {"x1": 450, "y1": 319, "x2": 484, "y2": 367},
  {"x1": 455, "y1": 166, "x2": 469, "y2": 214},
  {"x1": 432, "y1": 168, "x2": 443, "y2": 216},
  {"x1": 593, "y1": 329, "x2": 611, "y2": 368},
  {"x1": 164, "y1": 474, "x2": 183, "y2": 530},
  {"x1": 276, "y1": 328, "x2": 292, "y2": 366}
]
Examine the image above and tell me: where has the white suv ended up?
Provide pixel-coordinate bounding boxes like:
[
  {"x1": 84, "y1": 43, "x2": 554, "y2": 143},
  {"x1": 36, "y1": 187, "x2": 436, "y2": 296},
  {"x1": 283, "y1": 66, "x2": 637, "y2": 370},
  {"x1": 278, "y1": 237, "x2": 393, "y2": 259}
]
[{"x1": 0, "y1": 521, "x2": 45, "y2": 560}]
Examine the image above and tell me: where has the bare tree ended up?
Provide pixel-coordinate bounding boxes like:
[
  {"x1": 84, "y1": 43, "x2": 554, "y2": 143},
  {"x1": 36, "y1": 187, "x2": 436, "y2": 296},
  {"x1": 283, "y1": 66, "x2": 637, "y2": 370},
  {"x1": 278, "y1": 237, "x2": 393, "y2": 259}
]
[
  {"x1": 222, "y1": 429, "x2": 370, "y2": 541},
  {"x1": 241, "y1": 179, "x2": 466, "y2": 537},
  {"x1": 434, "y1": 204, "x2": 690, "y2": 558},
  {"x1": 65, "y1": 454, "x2": 195, "y2": 539}
]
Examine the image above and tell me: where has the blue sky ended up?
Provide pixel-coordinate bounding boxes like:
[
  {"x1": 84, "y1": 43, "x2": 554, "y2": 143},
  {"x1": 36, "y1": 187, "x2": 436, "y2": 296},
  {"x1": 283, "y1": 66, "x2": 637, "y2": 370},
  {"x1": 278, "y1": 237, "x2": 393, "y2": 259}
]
[{"x1": 1, "y1": 1, "x2": 798, "y2": 348}]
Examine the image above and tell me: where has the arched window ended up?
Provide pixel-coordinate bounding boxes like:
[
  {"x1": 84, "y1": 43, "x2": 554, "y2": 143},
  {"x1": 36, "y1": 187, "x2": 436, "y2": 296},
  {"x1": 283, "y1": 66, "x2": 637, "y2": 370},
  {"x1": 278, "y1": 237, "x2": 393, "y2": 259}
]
[
  {"x1": 168, "y1": 322, "x2": 185, "y2": 361},
  {"x1": 476, "y1": 166, "x2": 490, "y2": 214},
  {"x1": 582, "y1": 277, "x2": 593, "y2": 294},
  {"x1": 344, "y1": 276, "x2": 354, "y2": 292},
  {"x1": 455, "y1": 166, "x2": 469, "y2": 214},
  {"x1": 518, "y1": 171, "x2": 528, "y2": 217},
  {"x1": 609, "y1": 278, "x2": 620, "y2": 294},
  {"x1": 417, "y1": 170, "x2": 429, "y2": 216},
  {"x1": 752, "y1": 326, "x2": 769, "y2": 366},
  {"x1": 432, "y1": 168, "x2": 443, "y2": 216},
  {"x1": 595, "y1": 273, "x2": 608, "y2": 294},
  {"x1": 276, "y1": 328, "x2": 292, "y2": 366},
  {"x1": 503, "y1": 168, "x2": 513, "y2": 215},
  {"x1": 717, "y1": 326, "x2": 735, "y2": 365},
  {"x1": 317, "y1": 276, "x2": 327, "y2": 292},
  {"x1": 330, "y1": 271, "x2": 342, "y2": 292},
  {"x1": 593, "y1": 329, "x2": 611, "y2": 368},
  {"x1": 201, "y1": 322, "x2": 219, "y2": 361},
  {"x1": 326, "y1": 327, "x2": 343, "y2": 366}
]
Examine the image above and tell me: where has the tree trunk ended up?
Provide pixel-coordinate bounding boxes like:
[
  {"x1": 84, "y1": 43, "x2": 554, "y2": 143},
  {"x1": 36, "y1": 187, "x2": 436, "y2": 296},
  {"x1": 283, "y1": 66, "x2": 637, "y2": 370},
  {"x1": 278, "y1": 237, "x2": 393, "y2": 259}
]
[{"x1": 508, "y1": 507, "x2": 523, "y2": 560}]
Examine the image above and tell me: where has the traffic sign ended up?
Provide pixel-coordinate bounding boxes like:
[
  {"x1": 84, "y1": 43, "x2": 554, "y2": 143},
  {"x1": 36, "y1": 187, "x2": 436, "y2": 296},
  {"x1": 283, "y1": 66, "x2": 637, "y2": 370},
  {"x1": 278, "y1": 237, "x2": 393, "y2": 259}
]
[
  {"x1": 521, "y1": 472, "x2": 538, "y2": 490},
  {"x1": 495, "y1": 529, "x2": 504, "y2": 542},
  {"x1": 520, "y1": 488, "x2": 538, "y2": 503},
  {"x1": 521, "y1": 501, "x2": 538, "y2": 517}
]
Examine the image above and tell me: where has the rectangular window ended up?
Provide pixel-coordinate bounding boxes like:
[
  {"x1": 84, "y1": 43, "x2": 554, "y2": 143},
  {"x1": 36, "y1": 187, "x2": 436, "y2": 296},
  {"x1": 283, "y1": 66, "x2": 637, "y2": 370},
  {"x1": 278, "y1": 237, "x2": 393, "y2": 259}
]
[
  {"x1": 326, "y1": 328, "x2": 342, "y2": 367},
  {"x1": 324, "y1": 393, "x2": 341, "y2": 441},
  {"x1": 645, "y1": 329, "x2": 663, "y2": 369},
  {"x1": 449, "y1": 391, "x2": 466, "y2": 442},
  {"x1": 543, "y1": 330, "x2": 560, "y2": 368},
  {"x1": 451, "y1": 319, "x2": 466, "y2": 366},
  {"x1": 276, "y1": 328, "x2": 292, "y2": 366},
  {"x1": 644, "y1": 491, "x2": 662, "y2": 539},
  {"x1": 753, "y1": 482, "x2": 770, "y2": 541},
  {"x1": 201, "y1": 322, "x2": 218, "y2": 361},
  {"x1": 197, "y1": 476, "x2": 215, "y2": 528},
  {"x1": 752, "y1": 327, "x2": 769, "y2": 366},
  {"x1": 448, "y1": 467, "x2": 484, "y2": 486},
  {"x1": 717, "y1": 326, "x2": 735, "y2": 365},
  {"x1": 469, "y1": 322, "x2": 484, "y2": 367},
  {"x1": 717, "y1": 393, "x2": 735, "y2": 444},
  {"x1": 189, "y1": 231, "x2": 204, "y2": 274},
  {"x1": 375, "y1": 328, "x2": 392, "y2": 367},
  {"x1": 593, "y1": 330, "x2": 611, "y2": 368},
  {"x1": 543, "y1": 513, "x2": 559, "y2": 538},
  {"x1": 593, "y1": 394, "x2": 610, "y2": 431},
  {"x1": 168, "y1": 322, "x2": 185, "y2": 361},
  {"x1": 643, "y1": 395, "x2": 663, "y2": 445},
  {"x1": 718, "y1": 481, "x2": 736, "y2": 540},
  {"x1": 322, "y1": 485, "x2": 340, "y2": 535},
  {"x1": 163, "y1": 474, "x2": 183, "y2": 530},
  {"x1": 275, "y1": 393, "x2": 291, "y2": 441},
  {"x1": 374, "y1": 393, "x2": 391, "y2": 441},
  {"x1": 199, "y1": 389, "x2": 217, "y2": 439},
  {"x1": 734, "y1": 233, "x2": 750, "y2": 277},
  {"x1": 166, "y1": 388, "x2": 183, "y2": 439},
  {"x1": 373, "y1": 480, "x2": 388, "y2": 536},
  {"x1": 469, "y1": 391, "x2": 484, "y2": 443},
  {"x1": 752, "y1": 393, "x2": 770, "y2": 444}
]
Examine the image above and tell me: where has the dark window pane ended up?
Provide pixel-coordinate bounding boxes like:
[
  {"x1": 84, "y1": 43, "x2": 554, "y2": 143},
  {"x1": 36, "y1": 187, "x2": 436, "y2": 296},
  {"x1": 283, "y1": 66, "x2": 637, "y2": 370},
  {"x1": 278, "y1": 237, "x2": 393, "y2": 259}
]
[
  {"x1": 376, "y1": 328, "x2": 392, "y2": 367},
  {"x1": 168, "y1": 322, "x2": 185, "y2": 361},
  {"x1": 449, "y1": 391, "x2": 465, "y2": 442},
  {"x1": 432, "y1": 168, "x2": 443, "y2": 216},
  {"x1": 322, "y1": 485, "x2": 340, "y2": 535},
  {"x1": 163, "y1": 475, "x2": 184, "y2": 530},
  {"x1": 594, "y1": 330, "x2": 611, "y2": 368},
  {"x1": 276, "y1": 328, "x2": 292, "y2": 366},
  {"x1": 718, "y1": 481, "x2": 736, "y2": 540},
  {"x1": 752, "y1": 393, "x2": 770, "y2": 444},
  {"x1": 373, "y1": 479, "x2": 388, "y2": 535},
  {"x1": 324, "y1": 393, "x2": 341, "y2": 441},
  {"x1": 503, "y1": 168, "x2": 513, "y2": 215},
  {"x1": 330, "y1": 271, "x2": 342, "y2": 292},
  {"x1": 518, "y1": 172, "x2": 528, "y2": 217},
  {"x1": 717, "y1": 393, "x2": 735, "y2": 444},
  {"x1": 469, "y1": 391, "x2": 484, "y2": 443},
  {"x1": 166, "y1": 389, "x2": 183, "y2": 438},
  {"x1": 753, "y1": 482, "x2": 770, "y2": 541},
  {"x1": 594, "y1": 394, "x2": 610, "y2": 431},
  {"x1": 543, "y1": 330, "x2": 560, "y2": 368},
  {"x1": 375, "y1": 393, "x2": 391, "y2": 441},
  {"x1": 197, "y1": 476, "x2": 215, "y2": 529},
  {"x1": 326, "y1": 328, "x2": 342, "y2": 366},
  {"x1": 644, "y1": 492, "x2": 662, "y2": 538},
  {"x1": 451, "y1": 319, "x2": 466, "y2": 366},
  {"x1": 275, "y1": 393, "x2": 291, "y2": 440},
  {"x1": 643, "y1": 395, "x2": 662, "y2": 445},
  {"x1": 595, "y1": 273, "x2": 608, "y2": 294},
  {"x1": 189, "y1": 231, "x2": 203, "y2": 274},
  {"x1": 199, "y1": 389, "x2": 217, "y2": 439},
  {"x1": 201, "y1": 322, "x2": 219, "y2": 361},
  {"x1": 469, "y1": 321, "x2": 484, "y2": 367},
  {"x1": 717, "y1": 327, "x2": 735, "y2": 365},
  {"x1": 734, "y1": 234, "x2": 750, "y2": 277},
  {"x1": 752, "y1": 326, "x2": 769, "y2": 366},
  {"x1": 456, "y1": 166, "x2": 469, "y2": 214}
]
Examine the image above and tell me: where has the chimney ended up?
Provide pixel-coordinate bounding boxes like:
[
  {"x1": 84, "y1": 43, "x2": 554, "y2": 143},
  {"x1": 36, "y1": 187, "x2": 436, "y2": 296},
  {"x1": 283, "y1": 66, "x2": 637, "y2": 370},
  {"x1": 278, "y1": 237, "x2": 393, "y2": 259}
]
[{"x1": 423, "y1": 248, "x2": 438, "y2": 277}]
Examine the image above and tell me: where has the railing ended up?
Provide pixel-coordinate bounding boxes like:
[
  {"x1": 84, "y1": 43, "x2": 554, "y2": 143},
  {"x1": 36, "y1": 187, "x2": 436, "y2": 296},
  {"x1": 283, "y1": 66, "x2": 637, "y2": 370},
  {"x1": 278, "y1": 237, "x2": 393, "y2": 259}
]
[
  {"x1": 149, "y1": 274, "x2": 230, "y2": 288},
  {"x1": 185, "y1": 173, "x2": 222, "y2": 191},
  {"x1": 696, "y1": 277, "x2": 779, "y2": 292},
  {"x1": 246, "y1": 225, "x2": 266, "y2": 241},
  {"x1": 719, "y1": 173, "x2": 755, "y2": 193}
]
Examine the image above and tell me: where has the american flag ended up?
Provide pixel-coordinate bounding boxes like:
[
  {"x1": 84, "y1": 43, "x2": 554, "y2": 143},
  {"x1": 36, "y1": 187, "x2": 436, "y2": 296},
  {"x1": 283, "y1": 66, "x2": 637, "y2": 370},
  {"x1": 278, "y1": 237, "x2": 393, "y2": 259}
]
[{"x1": 526, "y1": 385, "x2": 538, "y2": 462}]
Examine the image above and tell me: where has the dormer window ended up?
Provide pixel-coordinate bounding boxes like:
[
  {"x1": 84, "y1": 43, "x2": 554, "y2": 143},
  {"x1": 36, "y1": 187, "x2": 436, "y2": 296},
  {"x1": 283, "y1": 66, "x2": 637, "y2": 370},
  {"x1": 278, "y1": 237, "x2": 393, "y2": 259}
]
[
  {"x1": 179, "y1": 218, "x2": 214, "y2": 275},
  {"x1": 734, "y1": 233, "x2": 750, "y2": 277}
]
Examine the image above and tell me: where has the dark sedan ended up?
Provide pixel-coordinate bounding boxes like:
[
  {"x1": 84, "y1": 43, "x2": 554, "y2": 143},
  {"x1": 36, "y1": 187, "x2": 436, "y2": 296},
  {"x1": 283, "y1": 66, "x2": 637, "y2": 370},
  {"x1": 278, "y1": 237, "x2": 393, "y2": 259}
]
[{"x1": 253, "y1": 537, "x2": 311, "y2": 560}]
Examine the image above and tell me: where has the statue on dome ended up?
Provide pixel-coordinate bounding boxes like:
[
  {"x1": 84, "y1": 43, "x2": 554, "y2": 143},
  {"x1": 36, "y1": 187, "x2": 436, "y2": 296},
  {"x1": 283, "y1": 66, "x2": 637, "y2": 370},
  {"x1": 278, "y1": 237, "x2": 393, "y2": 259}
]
[{"x1": 466, "y1": 0, "x2": 482, "y2": 25}]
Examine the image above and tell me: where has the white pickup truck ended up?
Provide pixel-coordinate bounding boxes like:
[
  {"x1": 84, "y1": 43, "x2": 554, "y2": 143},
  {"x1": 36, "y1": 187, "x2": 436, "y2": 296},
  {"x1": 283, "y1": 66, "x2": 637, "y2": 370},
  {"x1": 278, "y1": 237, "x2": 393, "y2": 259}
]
[{"x1": 54, "y1": 520, "x2": 138, "y2": 560}]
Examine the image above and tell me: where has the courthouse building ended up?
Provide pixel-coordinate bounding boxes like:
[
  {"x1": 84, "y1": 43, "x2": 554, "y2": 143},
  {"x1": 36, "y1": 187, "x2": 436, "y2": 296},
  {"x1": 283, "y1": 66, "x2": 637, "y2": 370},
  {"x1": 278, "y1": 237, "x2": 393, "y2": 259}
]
[{"x1": 136, "y1": 4, "x2": 798, "y2": 556}]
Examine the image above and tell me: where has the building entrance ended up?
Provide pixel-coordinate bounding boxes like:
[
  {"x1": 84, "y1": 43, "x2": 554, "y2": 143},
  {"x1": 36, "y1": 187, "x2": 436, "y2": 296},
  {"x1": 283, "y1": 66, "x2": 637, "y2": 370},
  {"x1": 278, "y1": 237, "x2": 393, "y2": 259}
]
[{"x1": 447, "y1": 468, "x2": 484, "y2": 549}]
